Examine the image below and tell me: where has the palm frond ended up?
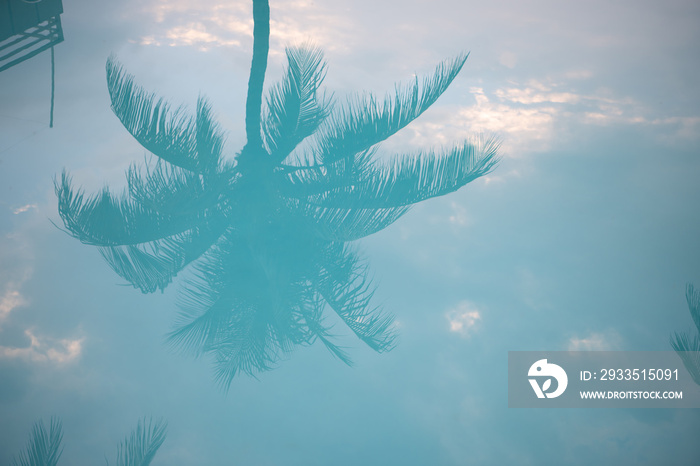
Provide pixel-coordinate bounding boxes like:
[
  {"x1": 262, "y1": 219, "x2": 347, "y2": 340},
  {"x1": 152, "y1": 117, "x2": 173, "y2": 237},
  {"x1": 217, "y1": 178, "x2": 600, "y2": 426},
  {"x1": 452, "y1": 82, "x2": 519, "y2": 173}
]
[
  {"x1": 670, "y1": 283, "x2": 700, "y2": 387},
  {"x1": 174, "y1": 295, "x2": 300, "y2": 387},
  {"x1": 211, "y1": 317, "x2": 278, "y2": 388},
  {"x1": 311, "y1": 53, "x2": 469, "y2": 165},
  {"x1": 315, "y1": 245, "x2": 396, "y2": 353},
  {"x1": 263, "y1": 45, "x2": 330, "y2": 161},
  {"x1": 167, "y1": 235, "x2": 311, "y2": 387},
  {"x1": 670, "y1": 331, "x2": 700, "y2": 386},
  {"x1": 320, "y1": 278, "x2": 396, "y2": 353},
  {"x1": 55, "y1": 171, "x2": 212, "y2": 247},
  {"x1": 12, "y1": 417, "x2": 63, "y2": 466},
  {"x1": 195, "y1": 96, "x2": 226, "y2": 170},
  {"x1": 296, "y1": 199, "x2": 410, "y2": 242},
  {"x1": 115, "y1": 417, "x2": 167, "y2": 466},
  {"x1": 297, "y1": 291, "x2": 354, "y2": 365},
  {"x1": 167, "y1": 258, "x2": 251, "y2": 358},
  {"x1": 107, "y1": 56, "x2": 224, "y2": 174},
  {"x1": 99, "y1": 222, "x2": 227, "y2": 293},
  {"x1": 303, "y1": 136, "x2": 499, "y2": 209},
  {"x1": 686, "y1": 283, "x2": 700, "y2": 332},
  {"x1": 190, "y1": 280, "x2": 289, "y2": 387},
  {"x1": 275, "y1": 149, "x2": 376, "y2": 200},
  {"x1": 166, "y1": 292, "x2": 231, "y2": 357},
  {"x1": 126, "y1": 157, "x2": 233, "y2": 218}
]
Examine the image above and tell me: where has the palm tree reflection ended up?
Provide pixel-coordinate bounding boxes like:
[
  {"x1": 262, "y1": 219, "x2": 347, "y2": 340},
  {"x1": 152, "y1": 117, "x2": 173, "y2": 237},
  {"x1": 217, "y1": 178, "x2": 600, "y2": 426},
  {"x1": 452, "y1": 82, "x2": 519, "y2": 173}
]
[
  {"x1": 12, "y1": 417, "x2": 166, "y2": 466},
  {"x1": 671, "y1": 284, "x2": 700, "y2": 385},
  {"x1": 55, "y1": 5, "x2": 498, "y2": 389}
]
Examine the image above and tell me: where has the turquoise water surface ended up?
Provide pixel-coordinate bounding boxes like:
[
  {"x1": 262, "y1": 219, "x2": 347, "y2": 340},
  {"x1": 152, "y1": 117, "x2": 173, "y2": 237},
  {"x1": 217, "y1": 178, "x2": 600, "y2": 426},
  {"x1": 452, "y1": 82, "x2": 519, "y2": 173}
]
[{"x1": 1, "y1": 0, "x2": 700, "y2": 464}]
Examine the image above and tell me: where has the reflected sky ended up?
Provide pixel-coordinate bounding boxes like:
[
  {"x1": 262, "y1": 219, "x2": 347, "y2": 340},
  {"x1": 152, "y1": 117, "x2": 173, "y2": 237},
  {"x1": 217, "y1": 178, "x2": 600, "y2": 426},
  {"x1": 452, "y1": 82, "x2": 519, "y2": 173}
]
[{"x1": 1, "y1": 0, "x2": 700, "y2": 465}]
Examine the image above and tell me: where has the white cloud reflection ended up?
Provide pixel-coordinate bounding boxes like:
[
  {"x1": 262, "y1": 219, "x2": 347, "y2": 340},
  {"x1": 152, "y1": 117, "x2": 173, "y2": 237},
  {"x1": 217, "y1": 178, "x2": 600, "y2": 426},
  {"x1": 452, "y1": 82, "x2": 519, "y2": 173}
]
[
  {"x1": 403, "y1": 77, "x2": 699, "y2": 161},
  {"x1": 12, "y1": 204, "x2": 38, "y2": 215},
  {"x1": 567, "y1": 331, "x2": 622, "y2": 351},
  {"x1": 446, "y1": 301, "x2": 482, "y2": 337},
  {"x1": 0, "y1": 287, "x2": 27, "y2": 327},
  {"x1": 135, "y1": 0, "x2": 351, "y2": 54},
  {"x1": 0, "y1": 329, "x2": 84, "y2": 364}
]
